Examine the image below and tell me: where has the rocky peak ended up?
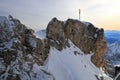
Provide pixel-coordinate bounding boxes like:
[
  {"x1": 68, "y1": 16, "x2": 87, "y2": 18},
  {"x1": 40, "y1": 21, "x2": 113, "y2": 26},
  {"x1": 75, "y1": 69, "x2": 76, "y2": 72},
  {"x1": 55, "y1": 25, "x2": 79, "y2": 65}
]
[
  {"x1": 0, "y1": 16, "x2": 53, "y2": 80},
  {"x1": 46, "y1": 18, "x2": 107, "y2": 68}
]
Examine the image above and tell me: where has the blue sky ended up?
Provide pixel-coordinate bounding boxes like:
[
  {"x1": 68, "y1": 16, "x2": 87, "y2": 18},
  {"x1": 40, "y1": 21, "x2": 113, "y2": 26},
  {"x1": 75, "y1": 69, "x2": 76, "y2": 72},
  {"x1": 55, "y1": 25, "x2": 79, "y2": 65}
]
[{"x1": 0, "y1": 0, "x2": 120, "y2": 30}]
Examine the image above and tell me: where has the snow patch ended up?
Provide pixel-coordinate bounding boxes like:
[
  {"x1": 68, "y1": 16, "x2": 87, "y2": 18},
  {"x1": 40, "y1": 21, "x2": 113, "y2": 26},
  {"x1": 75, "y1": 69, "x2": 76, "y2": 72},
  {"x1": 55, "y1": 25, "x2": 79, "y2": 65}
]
[{"x1": 94, "y1": 33, "x2": 98, "y2": 38}]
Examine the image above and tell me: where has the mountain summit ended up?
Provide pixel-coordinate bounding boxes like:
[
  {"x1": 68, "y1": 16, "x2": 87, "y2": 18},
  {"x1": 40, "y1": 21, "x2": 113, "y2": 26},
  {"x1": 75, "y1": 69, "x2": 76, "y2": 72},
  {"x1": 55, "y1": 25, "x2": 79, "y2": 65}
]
[{"x1": 46, "y1": 18, "x2": 107, "y2": 67}]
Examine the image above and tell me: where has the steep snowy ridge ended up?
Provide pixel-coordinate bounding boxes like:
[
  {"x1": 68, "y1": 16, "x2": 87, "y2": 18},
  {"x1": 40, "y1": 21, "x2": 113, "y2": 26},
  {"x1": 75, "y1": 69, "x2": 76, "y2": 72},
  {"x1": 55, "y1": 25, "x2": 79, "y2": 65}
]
[{"x1": 46, "y1": 40, "x2": 112, "y2": 80}]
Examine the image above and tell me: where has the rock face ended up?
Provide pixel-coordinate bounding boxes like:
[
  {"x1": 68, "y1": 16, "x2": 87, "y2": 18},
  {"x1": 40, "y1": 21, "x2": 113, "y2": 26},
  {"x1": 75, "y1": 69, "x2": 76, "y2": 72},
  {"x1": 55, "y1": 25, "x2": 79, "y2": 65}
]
[
  {"x1": 0, "y1": 16, "x2": 53, "y2": 80},
  {"x1": 92, "y1": 29, "x2": 107, "y2": 67},
  {"x1": 46, "y1": 18, "x2": 69, "y2": 50},
  {"x1": 46, "y1": 18, "x2": 107, "y2": 68}
]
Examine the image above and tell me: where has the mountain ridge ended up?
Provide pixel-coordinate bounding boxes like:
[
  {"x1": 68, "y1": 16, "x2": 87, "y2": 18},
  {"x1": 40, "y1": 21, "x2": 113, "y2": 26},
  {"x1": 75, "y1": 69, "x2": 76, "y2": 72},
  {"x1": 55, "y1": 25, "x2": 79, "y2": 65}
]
[{"x1": 0, "y1": 15, "x2": 112, "y2": 80}]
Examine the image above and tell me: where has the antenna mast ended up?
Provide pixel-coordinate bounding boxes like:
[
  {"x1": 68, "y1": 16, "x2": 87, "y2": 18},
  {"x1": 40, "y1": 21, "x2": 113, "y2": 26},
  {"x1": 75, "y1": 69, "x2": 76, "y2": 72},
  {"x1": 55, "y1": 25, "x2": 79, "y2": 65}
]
[{"x1": 79, "y1": 9, "x2": 81, "y2": 20}]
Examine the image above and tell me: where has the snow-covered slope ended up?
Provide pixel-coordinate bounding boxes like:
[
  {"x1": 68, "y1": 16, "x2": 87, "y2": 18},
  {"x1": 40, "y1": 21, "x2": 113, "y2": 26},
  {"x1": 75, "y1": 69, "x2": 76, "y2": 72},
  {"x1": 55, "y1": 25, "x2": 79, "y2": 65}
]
[
  {"x1": 46, "y1": 40, "x2": 112, "y2": 80},
  {"x1": 105, "y1": 40, "x2": 120, "y2": 66}
]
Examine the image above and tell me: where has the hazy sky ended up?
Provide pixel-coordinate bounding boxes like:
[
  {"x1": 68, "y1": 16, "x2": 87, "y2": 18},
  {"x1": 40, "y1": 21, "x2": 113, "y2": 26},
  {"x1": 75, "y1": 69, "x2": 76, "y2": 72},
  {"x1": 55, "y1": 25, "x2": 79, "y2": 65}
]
[{"x1": 0, "y1": 0, "x2": 120, "y2": 30}]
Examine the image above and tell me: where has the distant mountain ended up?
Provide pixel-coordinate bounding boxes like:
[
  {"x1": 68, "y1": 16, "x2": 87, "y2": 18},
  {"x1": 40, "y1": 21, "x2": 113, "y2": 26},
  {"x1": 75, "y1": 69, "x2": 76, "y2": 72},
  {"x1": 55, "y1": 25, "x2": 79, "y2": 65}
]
[
  {"x1": 105, "y1": 40, "x2": 120, "y2": 65},
  {"x1": 35, "y1": 30, "x2": 46, "y2": 39},
  {"x1": 105, "y1": 30, "x2": 120, "y2": 44},
  {"x1": 104, "y1": 30, "x2": 120, "y2": 77}
]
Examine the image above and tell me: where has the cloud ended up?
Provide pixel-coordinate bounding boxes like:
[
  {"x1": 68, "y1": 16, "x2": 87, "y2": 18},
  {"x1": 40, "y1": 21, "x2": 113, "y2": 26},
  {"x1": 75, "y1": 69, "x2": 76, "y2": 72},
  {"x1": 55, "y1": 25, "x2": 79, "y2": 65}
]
[{"x1": 0, "y1": 0, "x2": 119, "y2": 30}]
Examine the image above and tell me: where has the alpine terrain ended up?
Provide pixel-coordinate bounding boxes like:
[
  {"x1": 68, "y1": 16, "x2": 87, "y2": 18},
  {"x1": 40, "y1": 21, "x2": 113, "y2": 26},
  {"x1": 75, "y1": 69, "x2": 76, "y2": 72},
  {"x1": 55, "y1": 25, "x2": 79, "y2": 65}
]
[{"x1": 0, "y1": 16, "x2": 113, "y2": 80}]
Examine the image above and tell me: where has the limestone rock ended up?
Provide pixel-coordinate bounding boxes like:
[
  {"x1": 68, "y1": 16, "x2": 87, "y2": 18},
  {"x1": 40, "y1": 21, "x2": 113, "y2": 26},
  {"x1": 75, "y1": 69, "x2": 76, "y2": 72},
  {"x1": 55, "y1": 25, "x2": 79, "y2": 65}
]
[
  {"x1": 46, "y1": 18, "x2": 69, "y2": 50},
  {"x1": 46, "y1": 18, "x2": 107, "y2": 68},
  {"x1": 91, "y1": 29, "x2": 107, "y2": 67}
]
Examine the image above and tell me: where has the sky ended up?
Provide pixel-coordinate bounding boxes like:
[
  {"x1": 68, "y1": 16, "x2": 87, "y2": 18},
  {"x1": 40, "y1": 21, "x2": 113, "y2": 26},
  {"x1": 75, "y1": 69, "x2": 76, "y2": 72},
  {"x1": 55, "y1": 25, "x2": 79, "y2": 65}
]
[{"x1": 0, "y1": 0, "x2": 120, "y2": 31}]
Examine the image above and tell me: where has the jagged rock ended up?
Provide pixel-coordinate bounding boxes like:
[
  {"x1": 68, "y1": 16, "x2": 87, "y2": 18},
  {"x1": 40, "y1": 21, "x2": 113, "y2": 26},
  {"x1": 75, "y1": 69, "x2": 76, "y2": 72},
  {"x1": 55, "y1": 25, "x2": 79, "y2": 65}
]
[
  {"x1": 0, "y1": 16, "x2": 53, "y2": 80},
  {"x1": 91, "y1": 29, "x2": 107, "y2": 67},
  {"x1": 0, "y1": 16, "x2": 14, "y2": 43},
  {"x1": 33, "y1": 38, "x2": 49, "y2": 65},
  {"x1": 65, "y1": 19, "x2": 96, "y2": 53},
  {"x1": 46, "y1": 18, "x2": 69, "y2": 50},
  {"x1": 46, "y1": 17, "x2": 107, "y2": 68}
]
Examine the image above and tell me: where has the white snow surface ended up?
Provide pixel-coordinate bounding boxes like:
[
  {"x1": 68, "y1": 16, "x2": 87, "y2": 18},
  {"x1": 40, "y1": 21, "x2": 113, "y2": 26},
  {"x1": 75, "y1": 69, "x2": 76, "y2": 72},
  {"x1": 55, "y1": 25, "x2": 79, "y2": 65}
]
[
  {"x1": 35, "y1": 30, "x2": 46, "y2": 39},
  {"x1": 46, "y1": 40, "x2": 112, "y2": 80}
]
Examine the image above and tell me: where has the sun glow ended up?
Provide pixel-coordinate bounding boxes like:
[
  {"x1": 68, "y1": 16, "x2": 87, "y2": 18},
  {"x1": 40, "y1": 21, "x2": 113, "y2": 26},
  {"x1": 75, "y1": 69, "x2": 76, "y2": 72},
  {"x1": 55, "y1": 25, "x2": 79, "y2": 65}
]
[{"x1": 0, "y1": 0, "x2": 119, "y2": 30}]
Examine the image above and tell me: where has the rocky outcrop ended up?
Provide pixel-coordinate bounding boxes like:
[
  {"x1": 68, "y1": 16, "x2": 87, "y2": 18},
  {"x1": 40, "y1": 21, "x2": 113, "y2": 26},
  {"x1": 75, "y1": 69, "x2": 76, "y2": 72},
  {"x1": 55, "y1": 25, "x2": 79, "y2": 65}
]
[
  {"x1": 92, "y1": 29, "x2": 107, "y2": 67},
  {"x1": 46, "y1": 18, "x2": 69, "y2": 50},
  {"x1": 46, "y1": 18, "x2": 107, "y2": 68},
  {"x1": 0, "y1": 16, "x2": 53, "y2": 80}
]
